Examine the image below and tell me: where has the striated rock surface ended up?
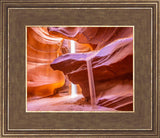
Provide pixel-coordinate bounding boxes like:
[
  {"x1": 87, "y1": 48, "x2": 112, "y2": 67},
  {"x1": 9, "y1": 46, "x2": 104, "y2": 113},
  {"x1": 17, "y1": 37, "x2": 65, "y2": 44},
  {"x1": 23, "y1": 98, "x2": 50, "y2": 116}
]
[
  {"x1": 28, "y1": 26, "x2": 133, "y2": 111},
  {"x1": 27, "y1": 27, "x2": 93, "y2": 98},
  {"x1": 48, "y1": 27, "x2": 133, "y2": 50},
  {"x1": 27, "y1": 27, "x2": 65, "y2": 97},
  {"x1": 50, "y1": 37, "x2": 133, "y2": 111}
]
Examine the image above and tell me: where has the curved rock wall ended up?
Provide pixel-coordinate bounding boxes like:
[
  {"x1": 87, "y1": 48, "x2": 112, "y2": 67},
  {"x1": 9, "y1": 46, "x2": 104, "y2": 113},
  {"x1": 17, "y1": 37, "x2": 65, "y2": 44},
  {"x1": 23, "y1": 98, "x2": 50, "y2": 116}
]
[
  {"x1": 27, "y1": 27, "x2": 65, "y2": 97},
  {"x1": 27, "y1": 27, "x2": 133, "y2": 111},
  {"x1": 27, "y1": 27, "x2": 93, "y2": 98},
  {"x1": 49, "y1": 27, "x2": 133, "y2": 111},
  {"x1": 48, "y1": 27, "x2": 133, "y2": 49}
]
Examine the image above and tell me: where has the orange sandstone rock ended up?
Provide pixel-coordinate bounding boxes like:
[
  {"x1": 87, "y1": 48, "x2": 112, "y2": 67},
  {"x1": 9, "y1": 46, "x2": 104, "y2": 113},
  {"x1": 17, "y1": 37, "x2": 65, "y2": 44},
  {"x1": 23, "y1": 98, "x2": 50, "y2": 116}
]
[{"x1": 27, "y1": 27, "x2": 65, "y2": 98}]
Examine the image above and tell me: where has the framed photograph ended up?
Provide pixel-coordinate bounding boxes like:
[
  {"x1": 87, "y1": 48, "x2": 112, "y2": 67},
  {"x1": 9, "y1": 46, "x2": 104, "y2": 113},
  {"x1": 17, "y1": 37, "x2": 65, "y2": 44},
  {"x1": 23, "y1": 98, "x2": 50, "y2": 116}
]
[
  {"x1": 27, "y1": 26, "x2": 134, "y2": 112},
  {"x1": 1, "y1": 0, "x2": 159, "y2": 137}
]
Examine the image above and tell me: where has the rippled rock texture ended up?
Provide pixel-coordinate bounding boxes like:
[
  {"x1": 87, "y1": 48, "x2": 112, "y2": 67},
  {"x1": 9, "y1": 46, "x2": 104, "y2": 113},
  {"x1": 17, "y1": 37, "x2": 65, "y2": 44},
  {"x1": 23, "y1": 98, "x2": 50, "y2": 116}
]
[
  {"x1": 27, "y1": 27, "x2": 93, "y2": 98},
  {"x1": 27, "y1": 27, "x2": 133, "y2": 111},
  {"x1": 48, "y1": 27, "x2": 133, "y2": 50},
  {"x1": 49, "y1": 27, "x2": 133, "y2": 111},
  {"x1": 27, "y1": 27, "x2": 65, "y2": 97}
]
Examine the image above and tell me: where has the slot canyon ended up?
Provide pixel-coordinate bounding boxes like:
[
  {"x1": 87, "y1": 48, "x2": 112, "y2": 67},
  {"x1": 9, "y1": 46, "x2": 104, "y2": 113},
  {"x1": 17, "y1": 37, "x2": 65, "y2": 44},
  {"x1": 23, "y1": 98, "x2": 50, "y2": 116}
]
[{"x1": 27, "y1": 27, "x2": 133, "y2": 111}]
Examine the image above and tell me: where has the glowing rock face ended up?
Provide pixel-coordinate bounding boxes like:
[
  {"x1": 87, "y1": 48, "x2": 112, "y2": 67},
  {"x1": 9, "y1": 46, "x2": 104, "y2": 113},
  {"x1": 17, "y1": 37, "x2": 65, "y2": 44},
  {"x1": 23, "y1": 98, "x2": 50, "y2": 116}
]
[
  {"x1": 28, "y1": 27, "x2": 133, "y2": 111},
  {"x1": 27, "y1": 27, "x2": 65, "y2": 97},
  {"x1": 27, "y1": 27, "x2": 92, "y2": 98}
]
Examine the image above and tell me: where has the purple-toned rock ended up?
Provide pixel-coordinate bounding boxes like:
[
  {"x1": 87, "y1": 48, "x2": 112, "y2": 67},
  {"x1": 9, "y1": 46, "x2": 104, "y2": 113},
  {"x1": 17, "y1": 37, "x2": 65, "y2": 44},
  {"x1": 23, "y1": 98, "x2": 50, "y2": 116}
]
[
  {"x1": 50, "y1": 37, "x2": 133, "y2": 110},
  {"x1": 48, "y1": 27, "x2": 133, "y2": 50}
]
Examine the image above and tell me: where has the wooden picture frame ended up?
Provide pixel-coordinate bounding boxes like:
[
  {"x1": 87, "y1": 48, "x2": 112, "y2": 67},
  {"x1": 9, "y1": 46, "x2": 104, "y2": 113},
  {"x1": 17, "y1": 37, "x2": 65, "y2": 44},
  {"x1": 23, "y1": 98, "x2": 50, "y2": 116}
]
[{"x1": 0, "y1": 0, "x2": 159, "y2": 137}]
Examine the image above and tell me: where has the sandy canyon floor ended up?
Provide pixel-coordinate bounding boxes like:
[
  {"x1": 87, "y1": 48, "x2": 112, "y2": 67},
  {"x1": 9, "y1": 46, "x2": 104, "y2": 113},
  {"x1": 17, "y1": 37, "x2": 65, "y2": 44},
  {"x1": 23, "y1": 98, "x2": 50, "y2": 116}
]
[{"x1": 27, "y1": 94, "x2": 116, "y2": 111}]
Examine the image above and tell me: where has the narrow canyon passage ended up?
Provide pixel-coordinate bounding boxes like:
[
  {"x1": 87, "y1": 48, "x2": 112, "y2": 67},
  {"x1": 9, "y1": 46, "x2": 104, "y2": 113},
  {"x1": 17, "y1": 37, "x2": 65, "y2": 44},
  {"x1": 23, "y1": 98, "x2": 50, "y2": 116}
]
[{"x1": 27, "y1": 27, "x2": 133, "y2": 111}]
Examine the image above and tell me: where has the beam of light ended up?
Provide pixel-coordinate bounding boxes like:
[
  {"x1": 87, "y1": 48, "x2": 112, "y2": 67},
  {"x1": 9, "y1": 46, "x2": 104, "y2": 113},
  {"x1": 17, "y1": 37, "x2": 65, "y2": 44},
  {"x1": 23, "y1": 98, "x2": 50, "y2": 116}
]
[
  {"x1": 70, "y1": 40, "x2": 77, "y2": 98},
  {"x1": 86, "y1": 52, "x2": 98, "y2": 109},
  {"x1": 70, "y1": 40, "x2": 76, "y2": 53},
  {"x1": 86, "y1": 59, "x2": 97, "y2": 108},
  {"x1": 71, "y1": 82, "x2": 77, "y2": 98}
]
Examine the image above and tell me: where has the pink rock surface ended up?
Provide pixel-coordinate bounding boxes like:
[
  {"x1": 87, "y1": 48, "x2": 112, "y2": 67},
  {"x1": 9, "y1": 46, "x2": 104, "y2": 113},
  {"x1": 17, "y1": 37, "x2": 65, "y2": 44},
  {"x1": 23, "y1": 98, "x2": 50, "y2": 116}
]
[
  {"x1": 27, "y1": 27, "x2": 94, "y2": 98},
  {"x1": 28, "y1": 27, "x2": 133, "y2": 111},
  {"x1": 51, "y1": 37, "x2": 133, "y2": 111},
  {"x1": 48, "y1": 27, "x2": 133, "y2": 49}
]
